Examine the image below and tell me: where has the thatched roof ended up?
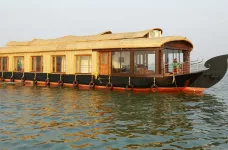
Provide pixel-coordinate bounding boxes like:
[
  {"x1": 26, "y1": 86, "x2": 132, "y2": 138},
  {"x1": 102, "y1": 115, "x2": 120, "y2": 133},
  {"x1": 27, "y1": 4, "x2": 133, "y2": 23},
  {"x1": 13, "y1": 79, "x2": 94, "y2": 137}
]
[
  {"x1": 0, "y1": 36, "x2": 193, "y2": 54},
  {"x1": 5, "y1": 28, "x2": 163, "y2": 47}
]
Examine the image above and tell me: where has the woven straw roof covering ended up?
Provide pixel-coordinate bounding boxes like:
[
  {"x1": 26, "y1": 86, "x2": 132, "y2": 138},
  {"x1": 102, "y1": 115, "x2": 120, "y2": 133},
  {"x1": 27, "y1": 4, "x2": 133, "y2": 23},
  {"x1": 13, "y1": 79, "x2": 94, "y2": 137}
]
[
  {"x1": 0, "y1": 36, "x2": 193, "y2": 54},
  {"x1": 6, "y1": 28, "x2": 163, "y2": 47}
]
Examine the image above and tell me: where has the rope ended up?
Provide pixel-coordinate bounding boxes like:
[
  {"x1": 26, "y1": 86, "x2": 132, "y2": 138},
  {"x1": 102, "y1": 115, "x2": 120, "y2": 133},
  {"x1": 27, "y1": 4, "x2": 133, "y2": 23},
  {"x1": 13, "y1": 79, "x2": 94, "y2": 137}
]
[
  {"x1": 108, "y1": 76, "x2": 111, "y2": 83},
  {"x1": 128, "y1": 77, "x2": 131, "y2": 86},
  {"x1": 97, "y1": 76, "x2": 103, "y2": 83},
  {"x1": 91, "y1": 75, "x2": 94, "y2": 82},
  {"x1": 151, "y1": 78, "x2": 158, "y2": 92},
  {"x1": 172, "y1": 73, "x2": 180, "y2": 92}
]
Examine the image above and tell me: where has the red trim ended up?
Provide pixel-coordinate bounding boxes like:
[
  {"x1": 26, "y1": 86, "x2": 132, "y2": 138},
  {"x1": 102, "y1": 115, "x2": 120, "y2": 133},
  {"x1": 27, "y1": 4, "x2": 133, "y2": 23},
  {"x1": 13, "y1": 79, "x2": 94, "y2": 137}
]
[{"x1": 0, "y1": 80, "x2": 206, "y2": 93}]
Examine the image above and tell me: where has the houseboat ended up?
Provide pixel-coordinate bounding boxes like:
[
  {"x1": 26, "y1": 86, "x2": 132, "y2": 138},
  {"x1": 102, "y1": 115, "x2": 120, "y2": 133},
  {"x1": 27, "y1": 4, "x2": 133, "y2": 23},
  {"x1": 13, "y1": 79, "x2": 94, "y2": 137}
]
[{"x1": 0, "y1": 28, "x2": 227, "y2": 92}]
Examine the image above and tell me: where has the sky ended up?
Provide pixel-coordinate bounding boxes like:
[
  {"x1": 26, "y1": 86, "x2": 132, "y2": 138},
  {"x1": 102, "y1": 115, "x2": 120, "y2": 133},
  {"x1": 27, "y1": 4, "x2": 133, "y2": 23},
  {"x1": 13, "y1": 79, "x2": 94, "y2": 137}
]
[{"x1": 0, "y1": 0, "x2": 227, "y2": 60}]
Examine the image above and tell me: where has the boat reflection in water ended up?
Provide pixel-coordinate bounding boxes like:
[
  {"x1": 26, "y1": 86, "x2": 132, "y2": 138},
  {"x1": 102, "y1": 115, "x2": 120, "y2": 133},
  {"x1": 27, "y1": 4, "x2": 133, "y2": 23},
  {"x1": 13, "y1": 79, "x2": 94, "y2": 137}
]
[{"x1": 0, "y1": 81, "x2": 228, "y2": 149}]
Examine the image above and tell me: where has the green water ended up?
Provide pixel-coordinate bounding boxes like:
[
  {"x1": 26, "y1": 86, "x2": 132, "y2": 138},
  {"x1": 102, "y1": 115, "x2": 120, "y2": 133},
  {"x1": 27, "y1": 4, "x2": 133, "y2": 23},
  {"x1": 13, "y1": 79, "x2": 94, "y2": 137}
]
[{"x1": 0, "y1": 75, "x2": 228, "y2": 150}]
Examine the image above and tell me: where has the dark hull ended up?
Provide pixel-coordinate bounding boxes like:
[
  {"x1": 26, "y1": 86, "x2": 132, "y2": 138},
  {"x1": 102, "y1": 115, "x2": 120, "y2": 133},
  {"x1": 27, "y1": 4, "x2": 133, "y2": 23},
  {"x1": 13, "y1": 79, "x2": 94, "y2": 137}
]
[
  {"x1": 189, "y1": 54, "x2": 228, "y2": 88},
  {"x1": 0, "y1": 54, "x2": 227, "y2": 92}
]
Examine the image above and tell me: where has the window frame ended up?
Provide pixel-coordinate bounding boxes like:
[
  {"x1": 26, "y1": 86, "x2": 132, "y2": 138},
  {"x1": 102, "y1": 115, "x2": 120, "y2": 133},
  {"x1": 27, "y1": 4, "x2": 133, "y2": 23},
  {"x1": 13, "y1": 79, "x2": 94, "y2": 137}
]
[
  {"x1": 14, "y1": 56, "x2": 24, "y2": 72},
  {"x1": 75, "y1": 54, "x2": 92, "y2": 74},
  {"x1": 0, "y1": 56, "x2": 9, "y2": 71},
  {"x1": 52, "y1": 55, "x2": 66, "y2": 73},
  {"x1": 31, "y1": 56, "x2": 43, "y2": 72},
  {"x1": 111, "y1": 51, "x2": 131, "y2": 74},
  {"x1": 163, "y1": 49, "x2": 184, "y2": 64},
  {"x1": 163, "y1": 48, "x2": 184, "y2": 73},
  {"x1": 134, "y1": 50, "x2": 156, "y2": 75}
]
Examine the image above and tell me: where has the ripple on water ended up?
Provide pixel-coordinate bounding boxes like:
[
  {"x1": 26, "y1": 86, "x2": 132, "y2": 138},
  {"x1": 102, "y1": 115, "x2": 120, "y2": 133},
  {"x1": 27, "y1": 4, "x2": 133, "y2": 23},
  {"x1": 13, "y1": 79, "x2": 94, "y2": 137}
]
[{"x1": 0, "y1": 74, "x2": 228, "y2": 149}]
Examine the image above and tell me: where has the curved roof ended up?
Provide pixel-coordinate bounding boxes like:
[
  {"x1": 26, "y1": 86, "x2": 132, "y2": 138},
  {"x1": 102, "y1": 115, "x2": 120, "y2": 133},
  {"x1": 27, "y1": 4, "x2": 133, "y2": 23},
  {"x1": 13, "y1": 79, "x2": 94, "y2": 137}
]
[
  {"x1": 0, "y1": 36, "x2": 193, "y2": 54},
  {"x1": 98, "y1": 31, "x2": 112, "y2": 35},
  {"x1": 6, "y1": 28, "x2": 163, "y2": 47}
]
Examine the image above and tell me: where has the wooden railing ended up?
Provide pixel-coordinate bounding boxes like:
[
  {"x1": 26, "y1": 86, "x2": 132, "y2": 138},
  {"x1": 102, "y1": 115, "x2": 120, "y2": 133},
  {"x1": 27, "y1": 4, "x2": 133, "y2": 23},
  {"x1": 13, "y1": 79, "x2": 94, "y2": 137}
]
[{"x1": 164, "y1": 59, "x2": 207, "y2": 75}]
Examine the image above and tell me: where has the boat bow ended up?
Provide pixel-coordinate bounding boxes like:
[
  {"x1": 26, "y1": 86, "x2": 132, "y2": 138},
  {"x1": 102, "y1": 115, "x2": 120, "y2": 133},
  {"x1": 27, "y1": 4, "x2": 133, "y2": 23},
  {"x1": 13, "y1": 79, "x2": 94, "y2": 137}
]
[{"x1": 190, "y1": 54, "x2": 228, "y2": 88}]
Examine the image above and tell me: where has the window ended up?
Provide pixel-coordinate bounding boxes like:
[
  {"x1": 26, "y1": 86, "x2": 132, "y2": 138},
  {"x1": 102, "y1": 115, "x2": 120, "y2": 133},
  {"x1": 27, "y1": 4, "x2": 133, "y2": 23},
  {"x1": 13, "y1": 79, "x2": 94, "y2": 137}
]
[
  {"x1": 14, "y1": 56, "x2": 24, "y2": 71},
  {"x1": 101, "y1": 53, "x2": 108, "y2": 64},
  {"x1": 31, "y1": 56, "x2": 43, "y2": 72},
  {"x1": 52, "y1": 56, "x2": 66, "y2": 72},
  {"x1": 76, "y1": 55, "x2": 92, "y2": 73},
  {"x1": 0, "y1": 57, "x2": 8, "y2": 71},
  {"x1": 149, "y1": 30, "x2": 162, "y2": 38},
  {"x1": 134, "y1": 51, "x2": 155, "y2": 74},
  {"x1": 163, "y1": 49, "x2": 184, "y2": 73},
  {"x1": 112, "y1": 51, "x2": 130, "y2": 73}
]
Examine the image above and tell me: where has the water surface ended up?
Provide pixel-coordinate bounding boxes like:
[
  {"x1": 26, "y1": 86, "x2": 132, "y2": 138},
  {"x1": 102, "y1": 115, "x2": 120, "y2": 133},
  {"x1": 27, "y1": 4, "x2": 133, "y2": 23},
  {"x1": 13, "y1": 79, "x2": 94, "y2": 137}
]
[{"x1": 0, "y1": 74, "x2": 228, "y2": 150}]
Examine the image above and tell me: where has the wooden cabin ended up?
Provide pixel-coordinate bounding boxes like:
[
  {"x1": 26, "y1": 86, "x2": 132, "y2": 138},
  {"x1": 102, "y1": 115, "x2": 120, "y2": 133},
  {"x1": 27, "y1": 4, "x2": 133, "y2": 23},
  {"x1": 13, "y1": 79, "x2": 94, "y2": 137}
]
[{"x1": 0, "y1": 28, "x2": 193, "y2": 79}]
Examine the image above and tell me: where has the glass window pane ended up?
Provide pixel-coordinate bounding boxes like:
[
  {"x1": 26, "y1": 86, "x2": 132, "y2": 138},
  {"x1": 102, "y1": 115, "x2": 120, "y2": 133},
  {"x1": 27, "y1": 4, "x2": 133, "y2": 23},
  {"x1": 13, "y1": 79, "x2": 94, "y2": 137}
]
[
  {"x1": 120, "y1": 51, "x2": 130, "y2": 73},
  {"x1": 134, "y1": 51, "x2": 155, "y2": 74},
  {"x1": 75, "y1": 55, "x2": 92, "y2": 73},
  {"x1": 168, "y1": 50, "x2": 173, "y2": 64},
  {"x1": 32, "y1": 57, "x2": 35, "y2": 71},
  {"x1": 2, "y1": 57, "x2": 7, "y2": 71},
  {"x1": 101, "y1": 53, "x2": 105, "y2": 64},
  {"x1": 101, "y1": 53, "x2": 108, "y2": 65},
  {"x1": 32, "y1": 56, "x2": 42, "y2": 72},
  {"x1": 56, "y1": 56, "x2": 62, "y2": 72},
  {"x1": 80, "y1": 56, "x2": 89, "y2": 73},
  {"x1": 53, "y1": 57, "x2": 56, "y2": 72},
  {"x1": 52, "y1": 56, "x2": 65, "y2": 72},
  {"x1": 15, "y1": 56, "x2": 24, "y2": 71},
  {"x1": 111, "y1": 51, "x2": 130, "y2": 73},
  {"x1": 148, "y1": 53, "x2": 155, "y2": 72},
  {"x1": 168, "y1": 50, "x2": 173, "y2": 72},
  {"x1": 173, "y1": 50, "x2": 179, "y2": 62},
  {"x1": 105, "y1": 53, "x2": 108, "y2": 64},
  {"x1": 112, "y1": 52, "x2": 120, "y2": 73},
  {"x1": 36, "y1": 56, "x2": 41, "y2": 72},
  {"x1": 163, "y1": 49, "x2": 184, "y2": 73},
  {"x1": 179, "y1": 51, "x2": 183, "y2": 63}
]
